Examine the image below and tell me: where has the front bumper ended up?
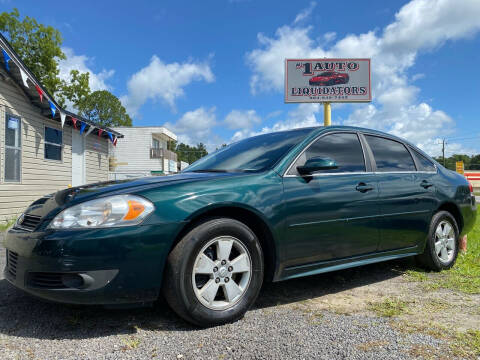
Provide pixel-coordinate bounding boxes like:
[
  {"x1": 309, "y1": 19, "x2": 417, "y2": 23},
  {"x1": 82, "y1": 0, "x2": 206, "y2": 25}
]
[{"x1": 3, "y1": 222, "x2": 182, "y2": 305}]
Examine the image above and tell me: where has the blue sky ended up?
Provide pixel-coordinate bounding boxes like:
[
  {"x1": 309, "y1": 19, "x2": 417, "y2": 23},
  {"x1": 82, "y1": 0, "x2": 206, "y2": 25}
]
[{"x1": 6, "y1": 0, "x2": 480, "y2": 155}]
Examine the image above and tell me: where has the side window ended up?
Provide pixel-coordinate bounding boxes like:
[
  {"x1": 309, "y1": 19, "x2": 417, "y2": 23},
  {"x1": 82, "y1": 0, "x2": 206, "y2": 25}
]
[
  {"x1": 411, "y1": 148, "x2": 436, "y2": 172},
  {"x1": 289, "y1": 132, "x2": 365, "y2": 175},
  {"x1": 45, "y1": 126, "x2": 63, "y2": 161},
  {"x1": 5, "y1": 114, "x2": 22, "y2": 182},
  {"x1": 365, "y1": 135, "x2": 416, "y2": 172}
]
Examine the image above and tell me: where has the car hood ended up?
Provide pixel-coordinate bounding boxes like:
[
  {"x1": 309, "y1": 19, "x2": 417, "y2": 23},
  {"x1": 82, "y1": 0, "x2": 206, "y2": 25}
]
[{"x1": 23, "y1": 172, "x2": 243, "y2": 219}]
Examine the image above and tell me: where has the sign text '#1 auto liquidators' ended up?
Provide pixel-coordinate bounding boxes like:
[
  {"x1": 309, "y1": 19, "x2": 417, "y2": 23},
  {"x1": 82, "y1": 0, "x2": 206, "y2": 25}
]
[{"x1": 285, "y1": 59, "x2": 371, "y2": 103}]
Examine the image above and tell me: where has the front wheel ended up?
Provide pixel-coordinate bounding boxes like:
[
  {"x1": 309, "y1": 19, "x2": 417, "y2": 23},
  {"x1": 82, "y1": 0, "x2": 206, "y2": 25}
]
[
  {"x1": 162, "y1": 218, "x2": 264, "y2": 327},
  {"x1": 416, "y1": 211, "x2": 459, "y2": 271}
]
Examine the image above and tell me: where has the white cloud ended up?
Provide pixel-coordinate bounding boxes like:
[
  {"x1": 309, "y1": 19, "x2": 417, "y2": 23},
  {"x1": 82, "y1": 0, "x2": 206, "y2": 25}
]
[
  {"x1": 293, "y1": 1, "x2": 316, "y2": 24},
  {"x1": 121, "y1": 56, "x2": 214, "y2": 116},
  {"x1": 224, "y1": 109, "x2": 261, "y2": 129},
  {"x1": 230, "y1": 103, "x2": 321, "y2": 142},
  {"x1": 164, "y1": 107, "x2": 220, "y2": 151},
  {"x1": 411, "y1": 73, "x2": 425, "y2": 82},
  {"x1": 245, "y1": 0, "x2": 480, "y2": 156},
  {"x1": 58, "y1": 47, "x2": 114, "y2": 92},
  {"x1": 323, "y1": 32, "x2": 337, "y2": 43}
]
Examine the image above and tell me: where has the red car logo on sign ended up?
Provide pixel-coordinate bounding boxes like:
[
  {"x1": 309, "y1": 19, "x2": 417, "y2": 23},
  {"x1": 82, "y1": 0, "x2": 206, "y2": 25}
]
[{"x1": 309, "y1": 71, "x2": 350, "y2": 86}]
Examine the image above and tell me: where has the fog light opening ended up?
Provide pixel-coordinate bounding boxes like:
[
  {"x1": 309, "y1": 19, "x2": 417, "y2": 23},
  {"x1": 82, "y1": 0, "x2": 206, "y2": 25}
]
[{"x1": 61, "y1": 273, "x2": 93, "y2": 289}]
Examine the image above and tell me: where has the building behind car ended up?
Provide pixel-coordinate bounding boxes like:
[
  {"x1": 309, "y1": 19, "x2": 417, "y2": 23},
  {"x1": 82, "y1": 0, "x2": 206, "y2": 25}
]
[
  {"x1": 109, "y1": 126, "x2": 179, "y2": 180},
  {"x1": 0, "y1": 34, "x2": 123, "y2": 223}
]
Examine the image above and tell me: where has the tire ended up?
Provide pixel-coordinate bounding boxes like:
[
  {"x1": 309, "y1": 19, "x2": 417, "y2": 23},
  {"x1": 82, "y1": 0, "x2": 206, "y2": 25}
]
[
  {"x1": 162, "y1": 218, "x2": 264, "y2": 327},
  {"x1": 416, "y1": 211, "x2": 459, "y2": 271}
]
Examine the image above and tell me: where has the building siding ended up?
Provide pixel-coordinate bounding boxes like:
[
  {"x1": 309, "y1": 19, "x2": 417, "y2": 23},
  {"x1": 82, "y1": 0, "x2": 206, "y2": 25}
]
[
  {"x1": 109, "y1": 127, "x2": 176, "y2": 177},
  {"x1": 0, "y1": 75, "x2": 109, "y2": 222}
]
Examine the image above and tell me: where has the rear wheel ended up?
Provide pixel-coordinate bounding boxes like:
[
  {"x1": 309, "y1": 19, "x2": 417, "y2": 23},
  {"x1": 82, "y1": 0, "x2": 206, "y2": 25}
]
[
  {"x1": 416, "y1": 211, "x2": 459, "y2": 271},
  {"x1": 162, "y1": 218, "x2": 264, "y2": 327}
]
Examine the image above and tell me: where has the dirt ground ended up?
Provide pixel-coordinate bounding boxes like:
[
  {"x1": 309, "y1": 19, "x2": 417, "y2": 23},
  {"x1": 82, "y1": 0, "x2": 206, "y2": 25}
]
[{"x1": 1, "y1": 230, "x2": 479, "y2": 359}]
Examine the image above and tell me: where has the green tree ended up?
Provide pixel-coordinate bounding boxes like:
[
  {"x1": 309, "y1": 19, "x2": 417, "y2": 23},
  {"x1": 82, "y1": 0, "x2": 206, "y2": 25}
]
[
  {"x1": 78, "y1": 90, "x2": 132, "y2": 127},
  {"x1": 57, "y1": 70, "x2": 91, "y2": 108},
  {"x1": 470, "y1": 155, "x2": 480, "y2": 170},
  {"x1": 0, "y1": 8, "x2": 65, "y2": 94},
  {"x1": 0, "y1": 9, "x2": 133, "y2": 128},
  {"x1": 172, "y1": 142, "x2": 208, "y2": 164}
]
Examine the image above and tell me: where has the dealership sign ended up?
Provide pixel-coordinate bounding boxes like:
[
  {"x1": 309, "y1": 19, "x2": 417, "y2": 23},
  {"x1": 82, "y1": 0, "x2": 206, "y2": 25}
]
[{"x1": 285, "y1": 58, "x2": 371, "y2": 103}]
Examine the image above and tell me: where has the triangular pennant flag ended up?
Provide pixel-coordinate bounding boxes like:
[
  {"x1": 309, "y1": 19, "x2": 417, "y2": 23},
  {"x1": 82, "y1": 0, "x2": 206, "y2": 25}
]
[
  {"x1": 113, "y1": 136, "x2": 118, "y2": 146},
  {"x1": 71, "y1": 117, "x2": 78, "y2": 129},
  {"x1": 80, "y1": 122, "x2": 87, "y2": 134},
  {"x1": 35, "y1": 84, "x2": 43, "y2": 102},
  {"x1": 85, "y1": 126, "x2": 95, "y2": 137},
  {"x1": 2, "y1": 49, "x2": 11, "y2": 71},
  {"x1": 60, "y1": 112, "x2": 66, "y2": 127},
  {"x1": 98, "y1": 129, "x2": 103, "y2": 137},
  {"x1": 19, "y1": 68, "x2": 29, "y2": 87},
  {"x1": 48, "y1": 100, "x2": 56, "y2": 118},
  {"x1": 107, "y1": 131, "x2": 113, "y2": 142}
]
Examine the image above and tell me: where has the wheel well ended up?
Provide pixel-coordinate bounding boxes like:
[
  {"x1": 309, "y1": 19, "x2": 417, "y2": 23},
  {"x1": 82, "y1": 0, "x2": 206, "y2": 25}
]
[
  {"x1": 437, "y1": 202, "x2": 463, "y2": 233},
  {"x1": 171, "y1": 207, "x2": 277, "y2": 282}
]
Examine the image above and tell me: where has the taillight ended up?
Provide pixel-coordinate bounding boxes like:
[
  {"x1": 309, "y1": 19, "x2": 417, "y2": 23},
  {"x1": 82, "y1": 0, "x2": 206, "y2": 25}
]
[{"x1": 468, "y1": 181, "x2": 474, "y2": 194}]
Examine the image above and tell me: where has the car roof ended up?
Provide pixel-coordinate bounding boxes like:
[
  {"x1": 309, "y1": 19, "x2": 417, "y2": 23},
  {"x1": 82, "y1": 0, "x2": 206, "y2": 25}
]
[{"x1": 278, "y1": 125, "x2": 423, "y2": 152}]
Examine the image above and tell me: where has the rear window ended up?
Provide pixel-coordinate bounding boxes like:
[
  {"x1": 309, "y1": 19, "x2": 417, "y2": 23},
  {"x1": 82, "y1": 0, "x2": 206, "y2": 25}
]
[
  {"x1": 365, "y1": 135, "x2": 416, "y2": 172},
  {"x1": 411, "y1": 148, "x2": 436, "y2": 172}
]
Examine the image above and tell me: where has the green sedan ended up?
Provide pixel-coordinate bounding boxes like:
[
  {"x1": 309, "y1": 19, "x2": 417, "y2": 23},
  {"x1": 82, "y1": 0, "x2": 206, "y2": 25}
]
[{"x1": 4, "y1": 126, "x2": 477, "y2": 326}]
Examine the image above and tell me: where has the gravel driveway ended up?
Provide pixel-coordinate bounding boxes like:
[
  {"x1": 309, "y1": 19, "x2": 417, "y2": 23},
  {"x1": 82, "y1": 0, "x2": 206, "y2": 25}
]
[{"x1": 0, "y1": 236, "x2": 475, "y2": 360}]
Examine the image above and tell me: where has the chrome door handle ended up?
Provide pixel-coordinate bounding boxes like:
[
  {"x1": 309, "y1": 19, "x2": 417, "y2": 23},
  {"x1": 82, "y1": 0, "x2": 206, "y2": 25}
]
[
  {"x1": 356, "y1": 183, "x2": 373, "y2": 193},
  {"x1": 421, "y1": 180, "x2": 433, "y2": 189}
]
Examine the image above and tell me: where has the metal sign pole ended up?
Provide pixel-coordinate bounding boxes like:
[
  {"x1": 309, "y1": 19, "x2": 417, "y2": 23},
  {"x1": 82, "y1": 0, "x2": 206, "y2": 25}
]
[{"x1": 324, "y1": 102, "x2": 331, "y2": 126}]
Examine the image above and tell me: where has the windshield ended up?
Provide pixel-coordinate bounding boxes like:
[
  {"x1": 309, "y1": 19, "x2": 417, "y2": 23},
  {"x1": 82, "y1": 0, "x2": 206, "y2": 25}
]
[{"x1": 184, "y1": 128, "x2": 315, "y2": 173}]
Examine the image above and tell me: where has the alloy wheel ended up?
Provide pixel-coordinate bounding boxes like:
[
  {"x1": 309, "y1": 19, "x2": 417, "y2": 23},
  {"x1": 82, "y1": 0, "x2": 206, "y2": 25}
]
[
  {"x1": 434, "y1": 220, "x2": 456, "y2": 264},
  {"x1": 192, "y1": 236, "x2": 252, "y2": 310}
]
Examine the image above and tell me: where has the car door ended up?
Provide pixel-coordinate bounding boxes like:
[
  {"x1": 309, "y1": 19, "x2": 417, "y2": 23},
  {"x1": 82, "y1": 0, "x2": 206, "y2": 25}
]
[
  {"x1": 363, "y1": 134, "x2": 432, "y2": 251},
  {"x1": 408, "y1": 146, "x2": 439, "y2": 229},
  {"x1": 282, "y1": 132, "x2": 381, "y2": 268}
]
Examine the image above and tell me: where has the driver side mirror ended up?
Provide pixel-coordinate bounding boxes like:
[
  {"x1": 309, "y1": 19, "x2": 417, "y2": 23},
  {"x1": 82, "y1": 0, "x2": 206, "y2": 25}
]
[{"x1": 297, "y1": 157, "x2": 338, "y2": 175}]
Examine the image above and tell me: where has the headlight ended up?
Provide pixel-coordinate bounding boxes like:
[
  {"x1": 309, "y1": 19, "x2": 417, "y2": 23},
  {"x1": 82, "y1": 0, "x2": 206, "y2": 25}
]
[{"x1": 49, "y1": 195, "x2": 154, "y2": 229}]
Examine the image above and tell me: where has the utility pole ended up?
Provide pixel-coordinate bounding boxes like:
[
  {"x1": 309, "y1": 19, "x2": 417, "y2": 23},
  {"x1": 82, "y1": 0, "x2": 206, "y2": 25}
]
[{"x1": 442, "y1": 138, "x2": 446, "y2": 166}]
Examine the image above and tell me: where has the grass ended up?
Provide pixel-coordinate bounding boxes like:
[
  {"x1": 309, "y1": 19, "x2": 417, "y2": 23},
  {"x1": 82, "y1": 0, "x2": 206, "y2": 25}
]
[
  {"x1": 406, "y1": 217, "x2": 480, "y2": 294},
  {"x1": 369, "y1": 298, "x2": 409, "y2": 317},
  {"x1": 121, "y1": 336, "x2": 141, "y2": 350},
  {"x1": 452, "y1": 330, "x2": 480, "y2": 358},
  {"x1": 0, "y1": 219, "x2": 15, "y2": 232}
]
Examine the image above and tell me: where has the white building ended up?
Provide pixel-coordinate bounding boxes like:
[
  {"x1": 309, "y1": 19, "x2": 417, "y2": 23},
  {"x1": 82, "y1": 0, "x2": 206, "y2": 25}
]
[
  {"x1": 0, "y1": 34, "x2": 121, "y2": 223},
  {"x1": 109, "y1": 126, "x2": 178, "y2": 180}
]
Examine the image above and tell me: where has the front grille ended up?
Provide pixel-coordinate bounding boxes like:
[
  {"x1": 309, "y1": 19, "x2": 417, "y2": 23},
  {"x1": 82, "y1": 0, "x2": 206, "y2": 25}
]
[
  {"x1": 15, "y1": 214, "x2": 41, "y2": 231},
  {"x1": 6, "y1": 250, "x2": 18, "y2": 279},
  {"x1": 27, "y1": 272, "x2": 67, "y2": 289}
]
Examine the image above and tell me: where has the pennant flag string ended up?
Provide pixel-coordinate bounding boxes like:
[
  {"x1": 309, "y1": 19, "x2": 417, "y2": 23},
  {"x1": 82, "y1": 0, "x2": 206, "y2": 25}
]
[
  {"x1": 1, "y1": 49, "x2": 11, "y2": 71},
  {"x1": 60, "y1": 112, "x2": 66, "y2": 127},
  {"x1": 35, "y1": 84, "x2": 43, "y2": 102},
  {"x1": 0, "y1": 46, "x2": 113, "y2": 139},
  {"x1": 85, "y1": 126, "x2": 95, "y2": 137},
  {"x1": 19, "y1": 68, "x2": 29, "y2": 87},
  {"x1": 48, "y1": 100, "x2": 56, "y2": 118}
]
